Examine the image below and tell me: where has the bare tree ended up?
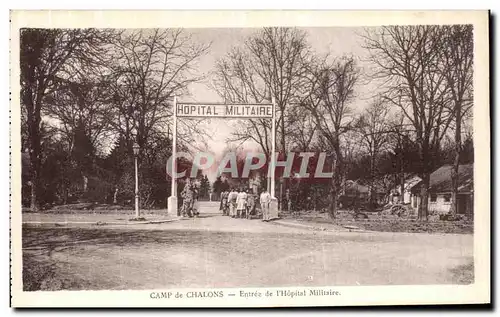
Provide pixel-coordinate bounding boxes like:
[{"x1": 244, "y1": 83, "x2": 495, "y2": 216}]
[
  {"x1": 287, "y1": 106, "x2": 318, "y2": 152},
  {"x1": 109, "y1": 29, "x2": 210, "y2": 157},
  {"x1": 20, "y1": 28, "x2": 115, "y2": 211},
  {"x1": 104, "y1": 29, "x2": 210, "y2": 203},
  {"x1": 213, "y1": 27, "x2": 313, "y2": 157},
  {"x1": 41, "y1": 70, "x2": 115, "y2": 200},
  {"x1": 355, "y1": 98, "x2": 391, "y2": 205},
  {"x1": 441, "y1": 25, "x2": 474, "y2": 215},
  {"x1": 303, "y1": 55, "x2": 359, "y2": 218},
  {"x1": 363, "y1": 26, "x2": 454, "y2": 220},
  {"x1": 387, "y1": 114, "x2": 417, "y2": 203},
  {"x1": 341, "y1": 130, "x2": 364, "y2": 195},
  {"x1": 46, "y1": 70, "x2": 114, "y2": 153}
]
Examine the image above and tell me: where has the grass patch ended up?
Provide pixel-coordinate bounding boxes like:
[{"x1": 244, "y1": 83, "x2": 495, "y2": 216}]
[
  {"x1": 129, "y1": 217, "x2": 147, "y2": 222},
  {"x1": 339, "y1": 219, "x2": 474, "y2": 234},
  {"x1": 23, "y1": 253, "x2": 90, "y2": 291},
  {"x1": 23, "y1": 254, "x2": 55, "y2": 291},
  {"x1": 282, "y1": 211, "x2": 473, "y2": 234},
  {"x1": 449, "y1": 261, "x2": 474, "y2": 284}
]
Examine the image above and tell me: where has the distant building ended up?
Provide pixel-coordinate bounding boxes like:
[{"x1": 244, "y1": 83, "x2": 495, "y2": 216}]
[
  {"x1": 341, "y1": 179, "x2": 388, "y2": 207},
  {"x1": 343, "y1": 180, "x2": 369, "y2": 199},
  {"x1": 390, "y1": 175, "x2": 422, "y2": 205},
  {"x1": 411, "y1": 164, "x2": 473, "y2": 216}
]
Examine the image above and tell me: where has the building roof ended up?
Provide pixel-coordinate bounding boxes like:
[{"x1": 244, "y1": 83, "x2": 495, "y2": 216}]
[
  {"x1": 404, "y1": 175, "x2": 422, "y2": 191},
  {"x1": 411, "y1": 164, "x2": 473, "y2": 194}
]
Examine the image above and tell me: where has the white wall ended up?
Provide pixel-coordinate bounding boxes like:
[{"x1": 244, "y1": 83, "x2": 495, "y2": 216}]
[
  {"x1": 411, "y1": 194, "x2": 451, "y2": 215},
  {"x1": 403, "y1": 191, "x2": 411, "y2": 204},
  {"x1": 428, "y1": 194, "x2": 451, "y2": 215}
]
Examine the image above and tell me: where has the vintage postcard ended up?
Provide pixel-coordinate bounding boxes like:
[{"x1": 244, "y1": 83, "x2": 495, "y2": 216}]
[{"x1": 10, "y1": 10, "x2": 490, "y2": 307}]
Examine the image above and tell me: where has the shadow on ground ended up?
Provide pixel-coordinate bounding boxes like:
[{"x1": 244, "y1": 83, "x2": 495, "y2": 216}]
[{"x1": 22, "y1": 226, "x2": 474, "y2": 291}]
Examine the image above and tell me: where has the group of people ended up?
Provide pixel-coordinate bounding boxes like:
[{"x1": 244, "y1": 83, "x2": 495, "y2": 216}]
[
  {"x1": 180, "y1": 181, "x2": 200, "y2": 218},
  {"x1": 219, "y1": 188, "x2": 273, "y2": 221}
]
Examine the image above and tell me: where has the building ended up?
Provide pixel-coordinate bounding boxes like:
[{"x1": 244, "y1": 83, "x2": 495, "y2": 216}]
[
  {"x1": 340, "y1": 180, "x2": 389, "y2": 207},
  {"x1": 410, "y1": 164, "x2": 474, "y2": 216},
  {"x1": 338, "y1": 180, "x2": 368, "y2": 209},
  {"x1": 390, "y1": 175, "x2": 422, "y2": 205},
  {"x1": 343, "y1": 180, "x2": 369, "y2": 199}
]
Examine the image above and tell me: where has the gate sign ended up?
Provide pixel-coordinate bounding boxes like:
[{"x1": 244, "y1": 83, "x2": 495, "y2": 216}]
[
  {"x1": 176, "y1": 102, "x2": 273, "y2": 118},
  {"x1": 168, "y1": 97, "x2": 277, "y2": 216}
]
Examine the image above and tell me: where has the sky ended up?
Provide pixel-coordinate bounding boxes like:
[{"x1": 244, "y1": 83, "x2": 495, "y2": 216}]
[{"x1": 178, "y1": 27, "x2": 377, "y2": 181}]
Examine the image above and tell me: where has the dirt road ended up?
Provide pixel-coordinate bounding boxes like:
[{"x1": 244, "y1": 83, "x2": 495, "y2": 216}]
[{"x1": 22, "y1": 203, "x2": 473, "y2": 291}]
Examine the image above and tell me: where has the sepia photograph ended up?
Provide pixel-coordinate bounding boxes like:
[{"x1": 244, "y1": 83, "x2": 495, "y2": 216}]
[{"x1": 10, "y1": 10, "x2": 490, "y2": 307}]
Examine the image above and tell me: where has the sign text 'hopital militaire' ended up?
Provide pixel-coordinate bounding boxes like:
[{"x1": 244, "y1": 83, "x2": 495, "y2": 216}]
[{"x1": 176, "y1": 103, "x2": 273, "y2": 118}]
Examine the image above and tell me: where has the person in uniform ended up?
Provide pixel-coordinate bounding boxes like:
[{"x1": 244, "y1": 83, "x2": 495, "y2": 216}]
[
  {"x1": 191, "y1": 185, "x2": 200, "y2": 217},
  {"x1": 219, "y1": 191, "x2": 224, "y2": 211},
  {"x1": 228, "y1": 188, "x2": 238, "y2": 218},
  {"x1": 286, "y1": 189, "x2": 291, "y2": 213},
  {"x1": 181, "y1": 181, "x2": 193, "y2": 217},
  {"x1": 223, "y1": 190, "x2": 230, "y2": 215},
  {"x1": 260, "y1": 189, "x2": 271, "y2": 221},
  {"x1": 246, "y1": 188, "x2": 256, "y2": 220},
  {"x1": 236, "y1": 188, "x2": 248, "y2": 218},
  {"x1": 220, "y1": 190, "x2": 229, "y2": 215}
]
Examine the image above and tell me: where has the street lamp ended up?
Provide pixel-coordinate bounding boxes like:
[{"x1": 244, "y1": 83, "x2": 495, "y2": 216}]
[
  {"x1": 133, "y1": 142, "x2": 140, "y2": 218},
  {"x1": 279, "y1": 178, "x2": 284, "y2": 212}
]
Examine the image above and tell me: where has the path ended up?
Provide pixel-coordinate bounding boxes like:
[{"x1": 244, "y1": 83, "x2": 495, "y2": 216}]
[{"x1": 22, "y1": 200, "x2": 474, "y2": 290}]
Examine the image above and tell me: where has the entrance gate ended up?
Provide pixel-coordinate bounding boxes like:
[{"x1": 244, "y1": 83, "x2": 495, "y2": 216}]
[{"x1": 167, "y1": 96, "x2": 278, "y2": 218}]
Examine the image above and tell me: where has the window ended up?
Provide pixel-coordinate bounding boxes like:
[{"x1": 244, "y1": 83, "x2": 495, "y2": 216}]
[
  {"x1": 430, "y1": 194, "x2": 437, "y2": 202},
  {"x1": 444, "y1": 194, "x2": 451, "y2": 202}
]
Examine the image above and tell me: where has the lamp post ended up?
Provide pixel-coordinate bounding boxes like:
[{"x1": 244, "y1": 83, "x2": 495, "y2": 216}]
[
  {"x1": 279, "y1": 178, "x2": 284, "y2": 212},
  {"x1": 133, "y1": 142, "x2": 140, "y2": 218}
]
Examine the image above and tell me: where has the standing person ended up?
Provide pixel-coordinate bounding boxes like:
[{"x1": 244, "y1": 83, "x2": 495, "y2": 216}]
[
  {"x1": 223, "y1": 190, "x2": 230, "y2": 216},
  {"x1": 236, "y1": 188, "x2": 248, "y2": 218},
  {"x1": 286, "y1": 189, "x2": 291, "y2": 213},
  {"x1": 192, "y1": 185, "x2": 200, "y2": 217},
  {"x1": 220, "y1": 190, "x2": 229, "y2": 215},
  {"x1": 181, "y1": 180, "x2": 193, "y2": 218},
  {"x1": 219, "y1": 190, "x2": 224, "y2": 211},
  {"x1": 260, "y1": 189, "x2": 271, "y2": 221},
  {"x1": 246, "y1": 189, "x2": 256, "y2": 220},
  {"x1": 228, "y1": 188, "x2": 238, "y2": 218}
]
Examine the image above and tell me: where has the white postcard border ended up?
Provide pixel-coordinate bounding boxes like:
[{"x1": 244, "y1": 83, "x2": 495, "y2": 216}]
[{"x1": 9, "y1": 10, "x2": 490, "y2": 307}]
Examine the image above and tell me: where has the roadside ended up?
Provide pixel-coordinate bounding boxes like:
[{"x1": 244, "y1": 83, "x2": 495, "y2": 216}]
[
  {"x1": 279, "y1": 210, "x2": 473, "y2": 234},
  {"x1": 22, "y1": 225, "x2": 474, "y2": 291},
  {"x1": 271, "y1": 218, "x2": 351, "y2": 232},
  {"x1": 22, "y1": 206, "x2": 474, "y2": 234},
  {"x1": 23, "y1": 212, "x2": 179, "y2": 226}
]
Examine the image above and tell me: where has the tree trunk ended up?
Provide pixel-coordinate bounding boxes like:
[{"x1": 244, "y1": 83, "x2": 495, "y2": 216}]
[
  {"x1": 418, "y1": 173, "x2": 430, "y2": 221},
  {"x1": 280, "y1": 113, "x2": 287, "y2": 208},
  {"x1": 417, "y1": 138, "x2": 431, "y2": 220},
  {"x1": 83, "y1": 175, "x2": 88, "y2": 192},
  {"x1": 328, "y1": 167, "x2": 337, "y2": 219},
  {"x1": 369, "y1": 154, "x2": 376, "y2": 205},
  {"x1": 328, "y1": 189, "x2": 337, "y2": 219},
  {"x1": 450, "y1": 111, "x2": 462, "y2": 215},
  {"x1": 280, "y1": 107, "x2": 286, "y2": 157},
  {"x1": 328, "y1": 142, "x2": 343, "y2": 219},
  {"x1": 400, "y1": 172, "x2": 405, "y2": 204},
  {"x1": 24, "y1": 81, "x2": 43, "y2": 212},
  {"x1": 397, "y1": 148, "x2": 405, "y2": 204},
  {"x1": 28, "y1": 116, "x2": 41, "y2": 212},
  {"x1": 29, "y1": 156, "x2": 40, "y2": 211},
  {"x1": 30, "y1": 171, "x2": 38, "y2": 211},
  {"x1": 113, "y1": 188, "x2": 118, "y2": 204}
]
